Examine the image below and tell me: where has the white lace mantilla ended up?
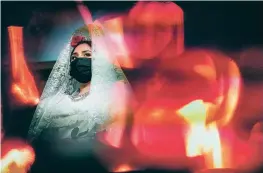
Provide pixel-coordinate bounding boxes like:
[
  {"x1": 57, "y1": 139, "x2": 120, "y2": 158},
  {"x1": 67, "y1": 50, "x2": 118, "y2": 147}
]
[{"x1": 28, "y1": 23, "x2": 130, "y2": 142}]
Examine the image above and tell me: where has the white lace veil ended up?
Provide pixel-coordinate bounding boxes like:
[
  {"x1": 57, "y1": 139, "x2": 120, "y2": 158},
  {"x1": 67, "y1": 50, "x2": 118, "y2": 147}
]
[{"x1": 27, "y1": 24, "x2": 130, "y2": 142}]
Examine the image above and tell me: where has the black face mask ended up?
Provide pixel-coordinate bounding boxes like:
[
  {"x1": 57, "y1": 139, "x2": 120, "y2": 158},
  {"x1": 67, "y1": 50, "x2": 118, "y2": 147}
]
[{"x1": 70, "y1": 58, "x2": 92, "y2": 83}]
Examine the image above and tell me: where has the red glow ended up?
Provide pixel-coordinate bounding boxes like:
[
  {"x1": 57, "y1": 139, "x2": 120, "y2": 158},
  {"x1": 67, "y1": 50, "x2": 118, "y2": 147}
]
[
  {"x1": 8, "y1": 26, "x2": 39, "y2": 105},
  {"x1": 124, "y1": 2, "x2": 184, "y2": 60},
  {"x1": 75, "y1": 1, "x2": 93, "y2": 26},
  {"x1": 113, "y1": 164, "x2": 134, "y2": 172},
  {"x1": 2, "y1": 2, "x2": 260, "y2": 172},
  {"x1": 1, "y1": 138, "x2": 35, "y2": 173},
  {"x1": 129, "y1": 49, "x2": 244, "y2": 170},
  {"x1": 101, "y1": 16, "x2": 134, "y2": 69}
]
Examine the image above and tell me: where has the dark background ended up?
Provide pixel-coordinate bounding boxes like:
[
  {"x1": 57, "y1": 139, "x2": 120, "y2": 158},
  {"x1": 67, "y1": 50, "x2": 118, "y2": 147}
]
[
  {"x1": 2, "y1": 1, "x2": 263, "y2": 60},
  {"x1": 1, "y1": 1, "x2": 263, "y2": 173}
]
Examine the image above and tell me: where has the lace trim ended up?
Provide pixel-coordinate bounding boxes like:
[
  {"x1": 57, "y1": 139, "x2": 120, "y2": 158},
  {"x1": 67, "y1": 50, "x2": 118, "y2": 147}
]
[{"x1": 69, "y1": 89, "x2": 90, "y2": 102}]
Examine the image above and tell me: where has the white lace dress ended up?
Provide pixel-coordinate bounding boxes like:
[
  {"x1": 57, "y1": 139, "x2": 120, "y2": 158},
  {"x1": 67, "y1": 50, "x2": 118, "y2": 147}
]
[{"x1": 40, "y1": 90, "x2": 112, "y2": 156}]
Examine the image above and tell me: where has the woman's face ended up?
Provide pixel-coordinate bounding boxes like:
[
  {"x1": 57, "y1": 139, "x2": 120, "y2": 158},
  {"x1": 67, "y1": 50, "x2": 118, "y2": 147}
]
[{"x1": 71, "y1": 43, "x2": 92, "y2": 61}]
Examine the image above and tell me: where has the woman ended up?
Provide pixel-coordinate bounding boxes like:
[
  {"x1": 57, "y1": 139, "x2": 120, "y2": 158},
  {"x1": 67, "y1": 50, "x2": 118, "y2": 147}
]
[{"x1": 27, "y1": 23, "x2": 131, "y2": 158}]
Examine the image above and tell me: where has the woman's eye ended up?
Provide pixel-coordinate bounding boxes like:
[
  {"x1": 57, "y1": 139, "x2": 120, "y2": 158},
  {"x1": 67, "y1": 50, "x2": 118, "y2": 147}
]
[{"x1": 84, "y1": 53, "x2": 91, "y2": 57}]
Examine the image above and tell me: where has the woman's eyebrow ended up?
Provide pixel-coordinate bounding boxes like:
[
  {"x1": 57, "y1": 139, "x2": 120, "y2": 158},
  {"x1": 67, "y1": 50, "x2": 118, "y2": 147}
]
[{"x1": 82, "y1": 50, "x2": 91, "y2": 53}]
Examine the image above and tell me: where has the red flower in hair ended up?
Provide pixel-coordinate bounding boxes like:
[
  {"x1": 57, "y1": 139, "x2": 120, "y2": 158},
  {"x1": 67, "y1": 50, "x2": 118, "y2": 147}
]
[{"x1": 71, "y1": 35, "x2": 85, "y2": 47}]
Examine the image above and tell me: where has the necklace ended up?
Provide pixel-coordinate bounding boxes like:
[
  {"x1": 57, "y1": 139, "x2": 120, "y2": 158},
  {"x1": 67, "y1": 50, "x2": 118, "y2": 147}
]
[{"x1": 70, "y1": 89, "x2": 89, "y2": 102}]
